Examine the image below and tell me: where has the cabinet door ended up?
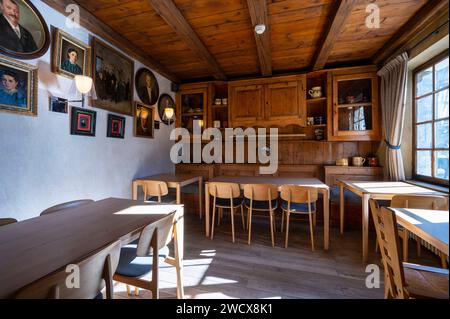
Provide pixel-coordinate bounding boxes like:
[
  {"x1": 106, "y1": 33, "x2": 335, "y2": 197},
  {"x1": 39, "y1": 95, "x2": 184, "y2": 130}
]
[
  {"x1": 176, "y1": 87, "x2": 208, "y2": 133},
  {"x1": 265, "y1": 78, "x2": 306, "y2": 126},
  {"x1": 330, "y1": 72, "x2": 380, "y2": 141},
  {"x1": 229, "y1": 84, "x2": 264, "y2": 125}
]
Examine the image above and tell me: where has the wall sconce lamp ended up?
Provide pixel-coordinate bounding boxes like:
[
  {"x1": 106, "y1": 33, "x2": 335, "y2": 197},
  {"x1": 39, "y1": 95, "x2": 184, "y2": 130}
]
[
  {"x1": 69, "y1": 75, "x2": 96, "y2": 108},
  {"x1": 163, "y1": 107, "x2": 175, "y2": 125}
]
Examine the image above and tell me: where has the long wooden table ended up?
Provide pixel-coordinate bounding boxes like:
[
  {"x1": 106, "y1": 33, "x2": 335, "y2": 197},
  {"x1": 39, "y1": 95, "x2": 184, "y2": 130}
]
[
  {"x1": 388, "y1": 207, "x2": 449, "y2": 256},
  {"x1": 337, "y1": 180, "x2": 448, "y2": 262},
  {"x1": 0, "y1": 198, "x2": 183, "y2": 299},
  {"x1": 132, "y1": 173, "x2": 203, "y2": 218},
  {"x1": 205, "y1": 176, "x2": 330, "y2": 250}
]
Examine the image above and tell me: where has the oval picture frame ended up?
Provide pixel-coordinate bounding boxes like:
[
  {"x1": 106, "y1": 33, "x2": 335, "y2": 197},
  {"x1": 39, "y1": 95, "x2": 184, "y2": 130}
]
[
  {"x1": 0, "y1": 0, "x2": 50, "y2": 59},
  {"x1": 135, "y1": 67, "x2": 159, "y2": 106},
  {"x1": 158, "y1": 93, "x2": 175, "y2": 125}
]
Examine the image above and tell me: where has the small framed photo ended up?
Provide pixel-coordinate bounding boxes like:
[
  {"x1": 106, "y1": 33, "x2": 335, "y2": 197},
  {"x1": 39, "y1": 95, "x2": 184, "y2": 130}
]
[
  {"x1": 0, "y1": 55, "x2": 38, "y2": 116},
  {"x1": 134, "y1": 102, "x2": 154, "y2": 138},
  {"x1": 107, "y1": 114, "x2": 125, "y2": 139},
  {"x1": 70, "y1": 106, "x2": 96, "y2": 137},
  {"x1": 154, "y1": 121, "x2": 160, "y2": 130},
  {"x1": 49, "y1": 96, "x2": 68, "y2": 113},
  {"x1": 52, "y1": 28, "x2": 90, "y2": 79}
]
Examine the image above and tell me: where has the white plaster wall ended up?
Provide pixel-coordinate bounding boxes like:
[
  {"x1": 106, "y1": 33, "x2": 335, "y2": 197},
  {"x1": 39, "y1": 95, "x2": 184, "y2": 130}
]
[{"x1": 0, "y1": 0, "x2": 175, "y2": 220}]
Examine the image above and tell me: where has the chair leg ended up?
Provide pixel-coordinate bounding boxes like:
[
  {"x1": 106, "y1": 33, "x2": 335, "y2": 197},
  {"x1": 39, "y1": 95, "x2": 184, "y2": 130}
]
[
  {"x1": 240, "y1": 205, "x2": 245, "y2": 230},
  {"x1": 375, "y1": 238, "x2": 379, "y2": 253},
  {"x1": 210, "y1": 204, "x2": 216, "y2": 240},
  {"x1": 247, "y1": 208, "x2": 252, "y2": 245},
  {"x1": 218, "y1": 208, "x2": 222, "y2": 226},
  {"x1": 126, "y1": 284, "x2": 131, "y2": 296},
  {"x1": 231, "y1": 207, "x2": 235, "y2": 243},
  {"x1": 402, "y1": 230, "x2": 409, "y2": 262},
  {"x1": 281, "y1": 209, "x2": 284, "y2": 233},
  {"x1": 308, "y1": 212, "x2": 315, "y2": 251},
  {"x1": 313, "y1": 212, "x2": 317, "y2": 227},
  {"x1": 416, "y1": 240, "x2": 422, "y2": 257},
  {"x1": 269, "y1": 210, "x2": 275, "y2": 248},
  {"x1": 134, "y1": 287, "x2": 139, "y2": 296},
  {"x1": 284, "y1": 211, "x2": 290, "y2": 248}
]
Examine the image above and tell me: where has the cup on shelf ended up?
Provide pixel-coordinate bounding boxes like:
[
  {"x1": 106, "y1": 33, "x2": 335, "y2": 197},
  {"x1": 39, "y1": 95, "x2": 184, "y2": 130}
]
[
  {"x1": 213, "y1": 120, "x2": 221, "y2": 128},
  {"x1": 222, "y1": 98, "x2": 228, "y2": 105},
  {"x1": 215, "y1": 98, "x2": 221, "y2": 105},
  {"x1": 352, "y1": 156, "x2": 366, "y2": 166},
  {"x1": 314, "y1": 116, "x2": 324, "y2": 125},
  {"x1": 336, "y1": 158, "x2": 349, "y2": 166},
  {"x1": 307, "y1": 117, "x2": 314, "y2": 126},
  {"x1": 308, "y1": 86, "x2": 322, "y2": 98}
]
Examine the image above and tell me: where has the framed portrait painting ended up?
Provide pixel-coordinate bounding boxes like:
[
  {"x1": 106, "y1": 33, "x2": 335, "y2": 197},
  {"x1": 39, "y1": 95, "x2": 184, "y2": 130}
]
[
  {"x1": 0, "y1": 0, "x2": 50, "y2": 59},
  {"x1": 91, "y1": 37, "x2": 134, "y2": 116},
  {"x1": 0, "y1": 55, "x2": 37, "y2": 116},
  {"x1": 135, "y1": 68, "x2": 159, "y2": 106},
  {"x1": 134, "y1": 102, "x2": 154, "y2": 138},
  {"x1": 157, "y1": 93, "x2": 175, "y2": 125},
  {"x1": 49, "y1": 96, "x2": 68, "y2": 113},
  {"x1": 52, "y1": 28, "x2": 90, "y2": 79},
  {"x1": 107, "y1": 113, "x2": 125, "y2": 139},
  {"x1": 70, "y1": 107, "x2": 96, "y2": 137}
]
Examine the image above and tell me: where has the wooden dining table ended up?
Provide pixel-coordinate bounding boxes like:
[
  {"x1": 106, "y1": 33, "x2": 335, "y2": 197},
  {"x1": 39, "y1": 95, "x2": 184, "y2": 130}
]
[
  {"x1": 337, "y1": 180, "x2": 448, "y2": 262},
  {"x1": 388, "y1": 207, "x2": 449, "y2": 257},
  {"x1": 132, "y1": 173, "x2": 203, "y2": 218},
  {"x1": 205, "y1": 176, "x2": 330, "y2": 250},
  {"x1": 0, "y1": 198, "x2": 184, "y2": 299}
]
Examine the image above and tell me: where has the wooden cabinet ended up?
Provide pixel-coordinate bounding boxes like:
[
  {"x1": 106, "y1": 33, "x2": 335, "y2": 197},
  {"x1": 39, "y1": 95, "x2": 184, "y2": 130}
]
[
  {"x1": 229, "y1": 84, "x2": 264, "y2": 125},
  {"x1": 176, "y1": 83, "x2": 208, "y2": 133},
  {"x1": 229, "y1": 75, "x2": 306, "y2": 127},
  {"x1": 328, "y1": 70, "x2": 381, "y2": 141}
]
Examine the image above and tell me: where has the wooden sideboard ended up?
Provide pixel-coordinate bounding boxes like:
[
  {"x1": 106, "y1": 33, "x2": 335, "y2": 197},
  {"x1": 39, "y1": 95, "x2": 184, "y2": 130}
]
[{"x1": 324, "y1": 165, "x2": 384, "y2": 186}]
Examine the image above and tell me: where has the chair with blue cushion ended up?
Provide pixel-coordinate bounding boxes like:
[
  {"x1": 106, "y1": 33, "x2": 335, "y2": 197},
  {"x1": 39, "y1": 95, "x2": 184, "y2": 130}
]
[
  {"x1": 280, "y1": 185, "x2": 318, "y2": 251},
  {"x1": 244, "y1": 184, "x2": 279, "y2": 247},
  {"x1": 113, "y1": 211, "x2": 184, "y2": 299},
  {"x1": 143, "y1": 180, "x2": 176, "y2": 204},
  {"x1": 209, "y1": 182, "x2": 245, "y2": 243},
  {"x1": 15, "y1": 240, "x2": 121, "y2": 299}
]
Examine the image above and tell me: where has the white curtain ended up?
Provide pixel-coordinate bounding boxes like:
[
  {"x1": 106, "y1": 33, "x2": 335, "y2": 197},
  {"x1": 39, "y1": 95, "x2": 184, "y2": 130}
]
[{"x1": 377, "y1": 52, "x2": 409, "y2": 181}]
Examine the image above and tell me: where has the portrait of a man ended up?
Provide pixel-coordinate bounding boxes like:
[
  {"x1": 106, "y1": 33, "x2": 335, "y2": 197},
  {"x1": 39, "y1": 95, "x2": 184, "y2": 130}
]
[
  {"x1": 0, "y1": 0, "x2": 40, "y2": 53},
  {"x1": 61, "y1": 47, "x2": 83, "y2": 75},
  {"x1": 136, "y1": 68, "x2": 159, "y2": 106},
  {"x1": 134, "y1": 102, "x2": 154, "y2": 138},
  {"x1": 0, "y1": 67, "x2": 26, "y2": 108}
]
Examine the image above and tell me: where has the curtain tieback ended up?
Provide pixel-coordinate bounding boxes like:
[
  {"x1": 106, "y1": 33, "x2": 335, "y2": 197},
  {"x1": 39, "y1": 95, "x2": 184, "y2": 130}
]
[{"x1": 385, "y1": 139, "x2": 401, "y2": 150}]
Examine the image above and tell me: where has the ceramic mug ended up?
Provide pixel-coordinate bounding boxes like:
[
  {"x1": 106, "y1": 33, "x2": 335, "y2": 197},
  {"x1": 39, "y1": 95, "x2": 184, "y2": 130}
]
[
  {"x1": 215, "y1": 98, "x2": 221, "y2": 105},
  {"x1": 222, "y1": 98, "x2": 228, "y2": 105},
  {"x1": 367, "y1": 156, "x2": 378, "y2": 167},
  {"x1": 308, "y1": 86, "x2": 322, "y2": 98},
  {"x1": 307, "y1": 117, "x2": 314, "y2": 126},
  {"x1": 336, "y1": 158, "x2": 349, "y2": 166},
  {"x1": 352, "y1": 156, "x2": 366, "y2": 166}
]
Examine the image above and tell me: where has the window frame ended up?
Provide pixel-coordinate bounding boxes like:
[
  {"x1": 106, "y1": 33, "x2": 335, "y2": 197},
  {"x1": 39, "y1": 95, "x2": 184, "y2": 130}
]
[{"x1": 413, "y1": 51, "x2": 449, "y2": 186}]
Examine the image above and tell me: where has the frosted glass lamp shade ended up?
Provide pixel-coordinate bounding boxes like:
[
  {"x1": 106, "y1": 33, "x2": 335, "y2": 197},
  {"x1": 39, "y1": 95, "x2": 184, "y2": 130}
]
[
  {"x1": 164, "y1": 107, "x2": 174, "y2": 119},
  {"x1": 74, "y1": 75, "x2": 93, "y2": 94}
]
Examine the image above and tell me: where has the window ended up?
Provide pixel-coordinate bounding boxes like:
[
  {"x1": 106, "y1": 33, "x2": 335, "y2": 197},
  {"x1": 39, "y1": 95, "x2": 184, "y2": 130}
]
[{"x1": 413, "y1": 52, "x2": 449, "y2": 185}]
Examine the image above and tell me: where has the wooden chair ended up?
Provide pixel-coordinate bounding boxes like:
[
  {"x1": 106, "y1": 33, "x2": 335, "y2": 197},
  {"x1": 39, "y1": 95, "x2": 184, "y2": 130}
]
[
  {"x1": 0, "y1": 218, "x2": 17, "y2": 227},
  {"x1": 15, "y1": 240, "x2": 121, "y2": 299},
  {"x1": 280, "y1": 185, "x2": 318, "y2": 251},
  {"x1": 369, "y1": 199, "x2": 449, "y2": 299},
  {"x1": 375, "y1": 195, "x2": 448, "y2": 265},
  {"x1": 244, "y1": 184, "x2": 279, "y2": 247},
  {"x1": 142, "y1": 181, "x2": 176, "y2": 204},
  {"x1": 40, "y1": 199, "x2": 95, "y2": 216},
  {"x1": 209, "y1": 182, "x2": 245, "y2": 243},
  {"x1": 113, "y1": 211, "x2": 184, "y2": 299}
]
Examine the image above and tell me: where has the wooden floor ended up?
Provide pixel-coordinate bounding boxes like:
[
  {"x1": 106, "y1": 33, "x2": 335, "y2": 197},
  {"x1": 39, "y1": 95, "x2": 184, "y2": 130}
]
[{"x1": 114, "y1": 207, "x2": 443, "y2": 299}]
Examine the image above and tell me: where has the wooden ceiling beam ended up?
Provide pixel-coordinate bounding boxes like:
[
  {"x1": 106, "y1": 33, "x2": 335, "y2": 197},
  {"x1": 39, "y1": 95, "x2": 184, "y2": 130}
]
[
  {"x1": 147, "y1": 0, "x2": 227, "y2": 80},
  {"x1": 42, "y1": 0, "x2": 180, "y2": 83},
  {"x1": 247, "y1": 0, "x2": 272, "y2": 76},
  {"x1": 311, "y1": 0, "x2": 358, "y2": 71},
  {"x1": 372, "y1": 0, "x2": 449, "y2": 65}
]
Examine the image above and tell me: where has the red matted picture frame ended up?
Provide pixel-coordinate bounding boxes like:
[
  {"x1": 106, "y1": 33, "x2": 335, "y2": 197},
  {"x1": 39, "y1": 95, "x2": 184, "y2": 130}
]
[
  {"x1": 107, "y1": 113, "x2": 125, "y2": 139},
  {"x1": 70, "y1": 106, "x2": 96, "y2": 137}
]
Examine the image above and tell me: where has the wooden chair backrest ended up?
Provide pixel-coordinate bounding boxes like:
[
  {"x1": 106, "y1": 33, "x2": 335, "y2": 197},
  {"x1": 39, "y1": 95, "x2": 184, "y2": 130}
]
[
  {"x1": 136, "y1": 212, "x2": 176, "y2": 257},
  {"x1": 391, "y1": 195, "x2": 448, "y2": 210},
  {"x1": 40, "y1": 200, "x2": 95, "y2": 216},
  {"x1": 369, "y1": 199, "x2": 408, "y2": 299},
  {"x1": 0, "y1": 218, "x2": 17, "y2": 227},
  {"x1": 280, "y1": 185, "x2": 318, "y2": 203},
  {"x1": 209, "y1": 182, "x2": 241, "y2": 199},
  {"x1": 243, "y1": 184, "x2": 278, "y2": 201},
  {"x1": 15, "y1": 240, "x2": 121, "y2": 299},
  {"x1": 142, "y1": 181, "x2": 169, "y2": 201}
]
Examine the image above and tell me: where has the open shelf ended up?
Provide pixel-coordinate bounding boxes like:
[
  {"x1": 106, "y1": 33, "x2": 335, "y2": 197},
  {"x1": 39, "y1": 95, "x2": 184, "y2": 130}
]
[
  {"x1": 337, "y1": 102, "x2": 372, "y2": 108},
  {"x1": 307, "y1": 97, "x2": 327, "y2": 103}
]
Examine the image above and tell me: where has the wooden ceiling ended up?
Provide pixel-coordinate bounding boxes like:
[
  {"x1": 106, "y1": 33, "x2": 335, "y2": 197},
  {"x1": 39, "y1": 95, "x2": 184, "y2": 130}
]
[{"x1": 48, "y1": 0, "x2": 441, "y2": 82}]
